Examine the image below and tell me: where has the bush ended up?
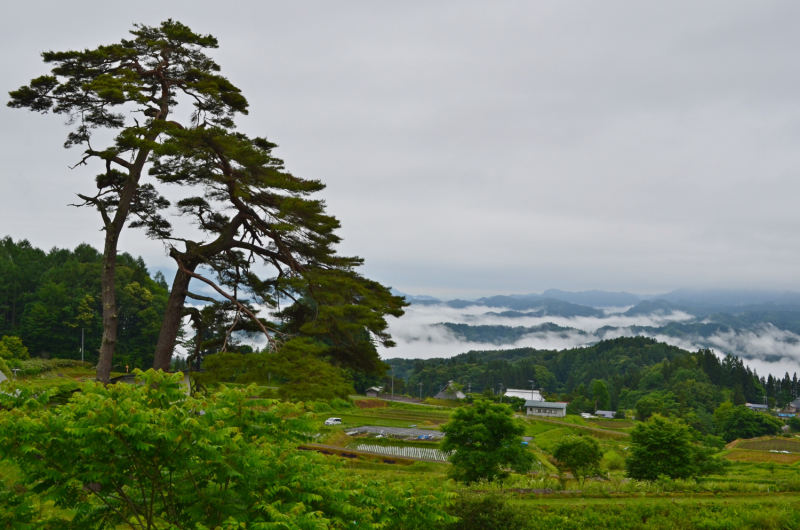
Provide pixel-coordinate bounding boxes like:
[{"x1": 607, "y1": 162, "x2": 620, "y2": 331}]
[
  {"x1": 330, "y1": 397, "x2": 354, "y2": 409},
  {"x1": 0, "y1": 370, "x2": 456, "y2": 529},
  {"x1": 441, "y1": 493, "x2": 529, "y2": 530},
  {"x1": 716, "y1": 405, "x2": 784, "y2": 442},
  {"x1": 626, "y1": 414, "x2": 726, "y2": 481},
  {"x1": 5, "y1": 358, "x2": 84, "y2": 376},
  {"x1": 552, "y1": 435, "x2": 603, "y2": 484},
  {"x1": 603, "y1": 451, "x2": 626, "y2": 471},
  {"x1": 787, "y1": 416, "x2": 800, "y2": 432},
  {"x1": 0, "y1": 336, "x2": 28, "y2": 360}
]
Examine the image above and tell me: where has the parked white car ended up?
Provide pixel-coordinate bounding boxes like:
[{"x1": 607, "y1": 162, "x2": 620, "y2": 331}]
[{"x1": 324, "y1": 418, "x2": 342, "y2": 426}]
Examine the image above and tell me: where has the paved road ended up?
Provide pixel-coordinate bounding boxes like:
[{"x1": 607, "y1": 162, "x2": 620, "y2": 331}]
[{"x1": 345, "y1": 426, "x2": 445, "y2": 438}]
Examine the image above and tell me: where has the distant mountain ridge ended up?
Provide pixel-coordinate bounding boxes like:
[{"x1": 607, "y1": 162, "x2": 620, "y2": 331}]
[{"x1": 394, "y1": 288, "x2": 800, "y2": 310}]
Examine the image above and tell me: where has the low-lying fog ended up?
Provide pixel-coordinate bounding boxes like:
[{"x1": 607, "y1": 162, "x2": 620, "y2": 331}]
[{"x1": 378, "y1": 304, "x2": 800, "y2": 379}]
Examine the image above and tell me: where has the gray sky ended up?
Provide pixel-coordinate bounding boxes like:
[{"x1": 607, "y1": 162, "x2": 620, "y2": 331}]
[{"x1": 3, "y1": 1, "x2": 800, "y2": 299}]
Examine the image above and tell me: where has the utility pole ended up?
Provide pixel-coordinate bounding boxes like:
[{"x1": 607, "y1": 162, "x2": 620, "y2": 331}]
[
  {"x1": 498, "y1": 383, "x2": 504, "y2": 403},
  {"x1": 81, "y1": 328, "x2": 84, "y2": 363},
  {"x1": 528, "y1": 379, "x2": 535, "y2": 400},
  {"x1": 391, "y1": 366, "x2": 394, "y2": 402},
  {"x1": 468, "y1": 381, "x2": 472, "y2": 398},
  {"x1": 419, "y1": 382, "x2": 423, "y2": 399}
]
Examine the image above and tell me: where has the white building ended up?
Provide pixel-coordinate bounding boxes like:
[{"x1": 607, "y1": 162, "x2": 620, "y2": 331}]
[
  {"x1": 505, "y1": 388, "x2": 543, "y2": 401},
  {"x1": 525, "y1": 400, "x2": 567, "y2": 418}
]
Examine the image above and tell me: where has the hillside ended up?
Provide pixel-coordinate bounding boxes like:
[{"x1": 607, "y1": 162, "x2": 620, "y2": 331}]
[{"x1": 385, "y1": 336, "x2": 797, "y2": 434}]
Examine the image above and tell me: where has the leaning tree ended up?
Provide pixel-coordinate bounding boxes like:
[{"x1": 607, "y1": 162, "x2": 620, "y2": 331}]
[
  {"x1": 144, "y1": 126, "x2": 405, "y2": 375},
  {"x1": 8, "y1": 20, "x2": 248, "y2": 382}
]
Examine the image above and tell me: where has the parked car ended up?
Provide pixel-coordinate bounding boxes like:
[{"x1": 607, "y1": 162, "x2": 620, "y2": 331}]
[{"x1": 324, "y1": 418, "x2": 342, "y2": 426}]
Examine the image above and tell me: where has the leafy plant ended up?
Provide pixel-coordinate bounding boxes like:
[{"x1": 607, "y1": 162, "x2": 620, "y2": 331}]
[
  {"x1": 440, "y1": 399, "x2": 534, "y2": 484},
  {"x1": 626, "y1": 414, "x2": 726, "y2": 481},
  {"x1": 552, "y1": 435, "x2": 603, "y2": 484},
  {"x1": 0, "y1": 370, "x2": 455, "y2": 529}
]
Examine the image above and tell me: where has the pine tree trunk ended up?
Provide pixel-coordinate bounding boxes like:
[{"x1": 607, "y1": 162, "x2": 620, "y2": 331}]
[
  {"x1": 95, "y1": 173, "x2": 143, "y2": 383},
  {"x1": 152, "y1": 263, "x2": 196, "y2": 371}
]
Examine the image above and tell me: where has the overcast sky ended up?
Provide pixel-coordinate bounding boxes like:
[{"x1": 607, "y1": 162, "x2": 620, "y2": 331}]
[{"x1": 3, "y1": 1, "x2": 800, "y2": 299}]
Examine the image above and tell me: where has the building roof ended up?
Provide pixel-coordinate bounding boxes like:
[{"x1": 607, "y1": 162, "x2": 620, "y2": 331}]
[
  {"x1": 366, "y1": 386, "x2": 383, "y2": 393},
  {"x1": 505, "y1": 389, "x2": 543, "y2": 401},
  {"x1": 595, "y1": 410, "x2": 616, "y2": 416},
  {"x1": 525, "y1": 400, "x2": 567, "y2": 409}
]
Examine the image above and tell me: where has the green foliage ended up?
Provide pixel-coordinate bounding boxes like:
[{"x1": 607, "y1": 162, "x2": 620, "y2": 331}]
[
  {"x1": 602, "y1": 450, "x2": 626, "y2": 471},
  {"x1": 787, "y1": 416, "x2": 800, "y2": 432},
  {"x1": 0, "y1": 336, "x2": 28, "y2": 360},
  {"x1": 626, "y1": 415, "x2": 726, "y2": 481},
  {"x1": 634, "y1": 394, "x2": 662, "y2": 421},
  {"x1": 0, "y1": 238, "x2": 167, "y2": 367},
  {"x1": 441, "y1": 399, "x2": 534, "y2": 484},
  {"x1": 715, "y1": 405, "x2": 784, "y2": 442},
  {"x1": 0, "y1": 370, "x2": 455, "y2": 529},
  {"x1": 198, "y1": 338, "x2": 355, "y2": 400},
  {"x1": 592, "y1": 379, "x2": 609, "y2": 410},
  {"x1": 552, "y1": 435, "x2": 603, "y2": 484},
  {"x1": 441, "y1": 493, "x2": 528, "y2": 530},
  {"x1": 4, "y1": 358, "x2": 85, "y2": 376}
]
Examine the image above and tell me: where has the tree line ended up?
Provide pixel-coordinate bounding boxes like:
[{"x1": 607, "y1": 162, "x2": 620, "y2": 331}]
[
  {"x1": 386, "y1": 336, "x2": 794, "y2": 435},
  {"x1": 0, "y1": 237, "x2": 167, "y2": 369}
]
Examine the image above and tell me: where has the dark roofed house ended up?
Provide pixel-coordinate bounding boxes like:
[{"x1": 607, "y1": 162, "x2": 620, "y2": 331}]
[
  {"x1": 434, "y1": 381, "x2": 466, "y2": 400},
  {"x1": 525, "y1": 400, "x2": 567, "y2": 418},
  {"x1": 595, "y1": 410, "x2": 616, "y2": 419}
]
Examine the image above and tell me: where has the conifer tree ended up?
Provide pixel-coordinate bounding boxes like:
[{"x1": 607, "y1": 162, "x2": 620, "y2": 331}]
[{"x1": 8, "y1": 20, "x2": 248, "y2": 382}]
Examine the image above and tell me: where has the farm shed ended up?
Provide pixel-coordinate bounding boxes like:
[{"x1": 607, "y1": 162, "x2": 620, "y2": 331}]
[
  {"x1": 525, "y1": 400, "x2": 567, "y2": 418},
  {"x1": 365, "y1": 386, "x2": 383, "y2": 398}
]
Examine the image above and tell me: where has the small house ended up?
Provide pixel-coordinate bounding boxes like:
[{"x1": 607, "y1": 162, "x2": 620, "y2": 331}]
[
  {"x1": 745, "y1": 403, "x2": 769, "y2": 412},
  {"x1": 525, "y1": 400, "x2": 567, "y2": 418},
  {"x1": 784, "y1": 398, "x2": 800, "y2": 413},
  {"x1": 365, "y1": 386, "x2": 383, "y2": 398},
  {"x1": 595, "y1": 410, "x2": 616, "y2": 419},
  {"x1": 504, "y1": 388, "x2": 543, "y2": 401},
  {"x1": 434, "y1": 381, "x2": 466, "y2": 400}
]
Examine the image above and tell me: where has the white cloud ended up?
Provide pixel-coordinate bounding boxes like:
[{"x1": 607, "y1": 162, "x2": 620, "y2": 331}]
[{"x1": 380, "y1": 305, "x2": 800, "y2": 378}]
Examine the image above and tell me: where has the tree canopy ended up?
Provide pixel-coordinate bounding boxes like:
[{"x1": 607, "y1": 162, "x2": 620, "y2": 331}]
[{"x1": 440, "y1": 399, "x2": 534, "y2": 484}]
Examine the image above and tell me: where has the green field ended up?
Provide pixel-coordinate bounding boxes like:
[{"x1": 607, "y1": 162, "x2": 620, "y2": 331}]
[
  {"x1": 737, "y1": 438, "x2": 800, "y2": 453},
  {"x1": 310, "y1": 401, "x2": 800, "y2": 529}
]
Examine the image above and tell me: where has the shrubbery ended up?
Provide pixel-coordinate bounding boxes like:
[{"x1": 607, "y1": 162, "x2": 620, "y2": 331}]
[
  {"x1": 626, "y1": 415, "x2": 727, "y2": 481},
  {"x1": 0, "y1": 370, "x2": 455, "y2": 529}
]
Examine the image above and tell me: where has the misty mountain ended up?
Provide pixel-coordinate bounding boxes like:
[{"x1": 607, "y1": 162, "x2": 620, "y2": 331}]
[
  {"x1": 652, "y1": 289, "x2": 800, "y2": 308},
  {"x1": 623, "y1": 299, "x2": 695, "y2": 316},
  {"x1": 438, "y1": 322, "x2": 586, "y2": 345},
  {"x1": 518, "y1": 289, "x2": 643, "y2": 307},
  {"x1": 401, "y1": 287, "x2": 800, "y2": 311}
]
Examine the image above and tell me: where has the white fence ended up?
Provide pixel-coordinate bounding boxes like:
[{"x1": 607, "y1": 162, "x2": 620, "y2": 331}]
[{"x1": 350, "y1": 444, "x2": 452, "y2": 462}]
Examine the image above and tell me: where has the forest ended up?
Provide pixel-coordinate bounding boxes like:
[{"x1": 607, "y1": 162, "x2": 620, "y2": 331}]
[
  {"x1": 387, "y1": 336, "x2": 797, "y2": 434},
  {"x1": 0, "y1": 237, "x2": 168, "y2": 368}
]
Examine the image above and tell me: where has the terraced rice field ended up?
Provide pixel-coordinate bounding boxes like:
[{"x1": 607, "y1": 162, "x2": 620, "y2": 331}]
[
  {"x1": 589, "y1": 420, "x2": 634, "y2": 429},
  {"x1": 723, "y1": 449, "x2": 800, "y2": 464},
  {"x1": 737, "y1": 439, "x2": 800, "y2": 453},
  {"x1": 339, "y1": 408, "x2": 452, "y2": 428}
]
